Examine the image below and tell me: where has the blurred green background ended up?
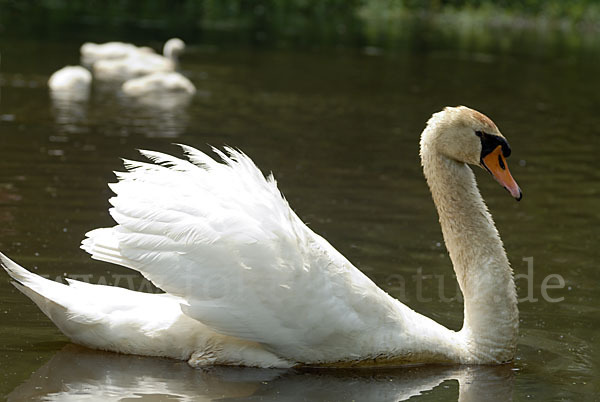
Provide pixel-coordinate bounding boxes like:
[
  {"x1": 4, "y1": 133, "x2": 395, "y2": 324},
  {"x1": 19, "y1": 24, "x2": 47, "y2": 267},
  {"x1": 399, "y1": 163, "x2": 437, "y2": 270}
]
[{"x1": 2, "y1": 0, "x2": 600, "y2": 55}]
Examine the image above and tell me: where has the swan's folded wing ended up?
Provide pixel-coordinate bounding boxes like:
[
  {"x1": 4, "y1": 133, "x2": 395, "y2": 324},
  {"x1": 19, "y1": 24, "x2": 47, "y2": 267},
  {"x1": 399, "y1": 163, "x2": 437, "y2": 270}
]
[{"x1": 82, "y1": 146, "x2": 402, "y2": 362}]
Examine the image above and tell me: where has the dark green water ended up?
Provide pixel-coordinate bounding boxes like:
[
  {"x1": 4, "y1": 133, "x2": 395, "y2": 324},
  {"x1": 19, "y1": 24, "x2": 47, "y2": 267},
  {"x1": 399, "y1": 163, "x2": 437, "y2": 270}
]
[{"x1": 0, "y1": 37, "x2": 598, "y2": 401}]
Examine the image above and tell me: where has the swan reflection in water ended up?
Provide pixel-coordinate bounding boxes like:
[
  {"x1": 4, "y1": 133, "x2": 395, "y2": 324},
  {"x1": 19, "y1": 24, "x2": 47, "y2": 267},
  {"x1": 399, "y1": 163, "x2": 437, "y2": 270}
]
[
  {"x1": 49, "y1": 92, "x2": 90, "y2": 135},
  {"x1": 8, "y1": 344, "x2": 514, "y2": 402},
  {"x1": 50, "y1": 82, "x2": 193, "y2": 138},
  {"x1": 115, "y1": 91, "x2": 193, "y2": 138}
]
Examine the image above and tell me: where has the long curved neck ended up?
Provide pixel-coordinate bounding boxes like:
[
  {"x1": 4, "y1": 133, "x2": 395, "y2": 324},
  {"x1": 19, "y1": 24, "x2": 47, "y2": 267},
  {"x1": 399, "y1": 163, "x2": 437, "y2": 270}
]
[
  {"x1": 420, "y1": 134, "x2": 518, "y2": 363},
  {"x1": 163, "y1": 44, "x2": 180, "y2": 62}
]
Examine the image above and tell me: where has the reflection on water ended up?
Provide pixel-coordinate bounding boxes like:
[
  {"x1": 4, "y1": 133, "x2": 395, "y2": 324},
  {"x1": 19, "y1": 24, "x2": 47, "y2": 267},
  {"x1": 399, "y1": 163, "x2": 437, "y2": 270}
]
[
  {"x1": 8, "y1": 345, "x2": 514, "y2": 402},
  {"x1": 48, "y1": 76, "x2": 194, "y2": 138},
  {"x1": 0, "y1": 183, "x2": 20, "y2": 237},
  {"x1": 115, "y1": 92, "x2": 193, "y2": 138},
  {"x1": 50, "y1": 96, "x2": 89, "y2": 134}
]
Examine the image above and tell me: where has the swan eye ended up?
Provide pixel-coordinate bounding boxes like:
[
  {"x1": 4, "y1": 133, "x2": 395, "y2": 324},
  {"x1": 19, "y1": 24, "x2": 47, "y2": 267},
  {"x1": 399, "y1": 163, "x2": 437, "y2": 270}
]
[{"x1": 475, "y1": 131, "x2": 483, "y2": 138}]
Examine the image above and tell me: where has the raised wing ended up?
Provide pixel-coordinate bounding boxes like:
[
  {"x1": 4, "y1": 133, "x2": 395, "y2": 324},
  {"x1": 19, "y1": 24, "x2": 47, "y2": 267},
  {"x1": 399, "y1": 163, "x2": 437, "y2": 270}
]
[{"x1": 82, "y1": 146, "x2": 404, "y2": 363}]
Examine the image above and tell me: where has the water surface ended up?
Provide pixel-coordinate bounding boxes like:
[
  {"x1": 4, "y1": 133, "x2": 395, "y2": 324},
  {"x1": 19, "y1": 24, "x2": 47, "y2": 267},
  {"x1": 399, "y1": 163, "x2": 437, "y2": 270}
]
[{"x1": 0, "y1": 37, "x2": 598, "y2": 400}]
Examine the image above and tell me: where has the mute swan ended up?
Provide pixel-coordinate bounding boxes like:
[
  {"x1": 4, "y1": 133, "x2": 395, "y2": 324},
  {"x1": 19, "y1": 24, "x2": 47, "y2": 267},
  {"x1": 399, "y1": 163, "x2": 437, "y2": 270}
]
[
  {"x1": 93, "y1": 38, "x2": 186, "y2": 80},
  {"x1": 47, "y1": 66, "x2": 92, "y2": 101},
  {"x1": 122, "y1": 71, "x2": 196, "y2": 96},
  {"x1": 1, "y1": 106, "x2": 521, "y2": 368}
]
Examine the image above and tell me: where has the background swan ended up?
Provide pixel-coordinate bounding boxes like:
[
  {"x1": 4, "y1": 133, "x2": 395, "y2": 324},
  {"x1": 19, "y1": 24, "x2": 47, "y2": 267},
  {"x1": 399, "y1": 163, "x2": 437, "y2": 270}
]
[
  {"x1": 1, "y1": 106, "x2": 521, "y2": 368},
  {"x1": 93, "y1": 38, "x2": 186, "y2": 80},
  {"x1": 47, "y1": 65, "x2": 92, "y2": 101},
  {"x1": 80, "y1": 41, "x2": 153, "y2": 64},
  {"x1": 122, "y1": 71, "x2": 196, "y2": 96}
]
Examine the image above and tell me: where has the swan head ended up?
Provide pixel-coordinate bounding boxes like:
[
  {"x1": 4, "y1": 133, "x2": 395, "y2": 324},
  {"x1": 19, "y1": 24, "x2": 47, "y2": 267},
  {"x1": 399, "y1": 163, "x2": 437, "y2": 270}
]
[
  {"x1": 422, "y1": 106, "x2": 522, "y2": 201},
  {"x1": 163, "y1": 38, "x2": 186, "y2": 60}
]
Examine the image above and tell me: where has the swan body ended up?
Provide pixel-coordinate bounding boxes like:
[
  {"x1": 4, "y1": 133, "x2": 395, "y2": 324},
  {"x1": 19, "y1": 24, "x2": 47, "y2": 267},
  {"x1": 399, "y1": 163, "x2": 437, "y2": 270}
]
[
  {"x1": 93, "y1": 38, "x2": 186, "y2": 80},
  {"x1": 93, "y1": 53, "x2": 174, "y2": 80},
  {"x1": 2, "y1": 106, "x2": 521, "y2": 368},
  {"x1": 48, "y1": 66, "x2": 92, "y2": 101},
  {"x1": 122, "y1": 72, "x2": 196, "y2": 96},
  {"x1": 80, "y1": 41, "x2": 154, "y2": 64}
]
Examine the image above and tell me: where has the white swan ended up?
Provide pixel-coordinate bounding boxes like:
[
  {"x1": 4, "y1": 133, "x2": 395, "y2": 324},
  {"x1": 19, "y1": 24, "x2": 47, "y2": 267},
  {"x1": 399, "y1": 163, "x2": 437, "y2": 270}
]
[
  {"x1": 47, "y1": 66, "x2": 92, "y2": 100},
  {"x1": 122, "y1": 71, "x2": 196, "y2": 96},
  {"x1": 80, "y1": 41, "x2": 153, "y2": 64},
  {"x1": 1, "y1": 106, "x2": 521, "y2": 368},
  {"x1": 93, "y1": 38, "x2": 186, "y2": 80}
]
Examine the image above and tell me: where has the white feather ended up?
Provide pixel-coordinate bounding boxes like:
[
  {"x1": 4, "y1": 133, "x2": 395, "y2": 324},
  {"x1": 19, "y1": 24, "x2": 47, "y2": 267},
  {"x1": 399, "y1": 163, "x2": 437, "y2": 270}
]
[
  {"x1": 48, "y1": 66, "x2": 92, "y2": 101},
  {"x1": 1, "y1": 251, "x2": 290, "y2": 367},
  {"x1": 80, "y1": 41, "x2": 153, "y2": 64},
  {"x1": 78, "y1": 146, "x2": 453, "y2": 365},
  {"x1": 92, "y1": 39, "x2": 186, "y2": 80}
]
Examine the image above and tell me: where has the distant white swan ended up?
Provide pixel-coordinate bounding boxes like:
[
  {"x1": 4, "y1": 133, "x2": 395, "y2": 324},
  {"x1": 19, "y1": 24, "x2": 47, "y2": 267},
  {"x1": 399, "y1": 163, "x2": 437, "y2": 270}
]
[
  {"x1": 80, "y1": 41, "x2": 153, "y2": 64},
  {"x1": 1, "y1": 106, "x2": 521, "y2": 368},
  {"x1": 47, "y1": 66, "x2": 92, "y2": 101},
  {"x1": 93, "y1": 38, "x2": 186, "y2": 80},
  {"x1": 122, "y1": 71, "x2": 196, "y2": 96}
]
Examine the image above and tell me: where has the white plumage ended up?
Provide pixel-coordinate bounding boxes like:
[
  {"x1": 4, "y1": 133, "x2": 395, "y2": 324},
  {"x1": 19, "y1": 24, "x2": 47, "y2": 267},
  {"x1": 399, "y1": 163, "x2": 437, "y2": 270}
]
[
  {"x1": 2, "y1": 107, "x2": 521, "y2": 368},
  {"x1": 4, "y1": 146, "x2": 445, "y2": 367},
  {"x1": 80, "y1": 41, "x2": 154, "y2": 64},
  {"x1": 122, "y1": 72, "x2": 196, "y2": 96},
  {"x1": 93, "y1": 38, "x2": 186, "y2": 80},
  {"x1": 47, "y1": 66, "x2": 92, "y2": 100},
  {"x1": 81, "y1": 146, "x2": 422, "y2": 364}
]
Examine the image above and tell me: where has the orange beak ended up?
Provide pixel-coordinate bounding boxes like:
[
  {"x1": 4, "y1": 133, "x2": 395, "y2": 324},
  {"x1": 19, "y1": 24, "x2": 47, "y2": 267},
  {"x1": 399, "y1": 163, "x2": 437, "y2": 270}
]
[{"x1": 481, "y1": 145, "x2": 522, "y2": 201}]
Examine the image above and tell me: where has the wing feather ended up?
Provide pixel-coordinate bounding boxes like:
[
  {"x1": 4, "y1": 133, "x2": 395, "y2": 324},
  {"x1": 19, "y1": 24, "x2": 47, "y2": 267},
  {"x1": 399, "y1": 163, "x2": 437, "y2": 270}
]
[{"x1": 82, "y1": 146, "x2": 403, "y2": 362}]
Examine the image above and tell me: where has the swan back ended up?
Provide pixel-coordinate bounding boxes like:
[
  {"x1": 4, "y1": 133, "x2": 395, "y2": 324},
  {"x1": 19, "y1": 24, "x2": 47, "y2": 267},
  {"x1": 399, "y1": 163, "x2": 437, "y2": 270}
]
[
  {"x1": 86, "y1": 38, "x2": 184, "y2": 79},
  {"x1": 80, "y1": 41, "x2": 153, "y2": 64},
  {"x1": 122, "y1": 72, "x2": 196, "y2": 96},
  {"x1": 48, "y1": 66, "x2": 92, "y2": 100},
  {"x1": 93, "y1": 53, "x2": 175, "y2": 80}
]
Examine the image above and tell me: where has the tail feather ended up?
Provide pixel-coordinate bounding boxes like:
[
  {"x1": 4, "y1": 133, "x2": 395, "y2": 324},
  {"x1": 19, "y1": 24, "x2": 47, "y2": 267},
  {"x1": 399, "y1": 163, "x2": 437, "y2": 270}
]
[
  {"x1": 1, "y1": 252, "x2": 123, "y2": 337},
  {"x1": 1, "y1": 251, "x2": 38, "y2": 285},
  {"x1": 1, "y1": 252, "x2": 74, "y2": 327},
  {"x1": 1, "y1": 251, "x2": 201, "y2": 360},
  {"x1": 1, "y1": 252, "x2": 70, "y2": 308}
]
